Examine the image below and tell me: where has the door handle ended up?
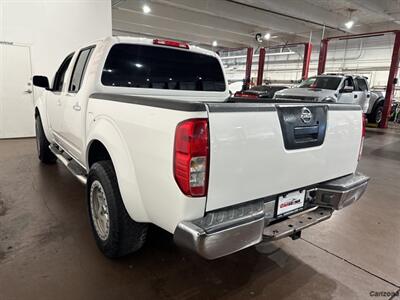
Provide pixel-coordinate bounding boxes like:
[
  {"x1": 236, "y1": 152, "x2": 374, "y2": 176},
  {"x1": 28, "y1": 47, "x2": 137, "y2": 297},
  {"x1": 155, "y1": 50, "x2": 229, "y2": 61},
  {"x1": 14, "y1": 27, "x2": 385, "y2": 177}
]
[
  {"x1": 73, "y1": 103, "x2": 81, "y2": 111},
  {"x1": 57, "y1": 99, "x2": 62, "y2": 106},
  {"x1": 24, "y1": 89, "x2": 33, "y2": 94}
]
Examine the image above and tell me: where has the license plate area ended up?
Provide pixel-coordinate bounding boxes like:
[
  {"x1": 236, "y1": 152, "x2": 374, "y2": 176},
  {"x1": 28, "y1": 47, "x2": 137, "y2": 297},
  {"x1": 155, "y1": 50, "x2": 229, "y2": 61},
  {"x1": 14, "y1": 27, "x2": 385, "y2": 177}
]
[{"x1": 276, "y1": 189, "x2": 305, "y2": 217}]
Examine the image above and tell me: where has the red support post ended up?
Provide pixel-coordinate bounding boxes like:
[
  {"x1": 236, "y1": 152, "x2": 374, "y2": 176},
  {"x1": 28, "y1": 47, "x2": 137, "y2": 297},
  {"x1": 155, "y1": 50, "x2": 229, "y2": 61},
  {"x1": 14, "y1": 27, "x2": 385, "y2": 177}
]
[
  {"x1": 243, "y1": 47, "x2": 253, "y2": 90},
  {"x1": 302, "y1": 42, "x2": 312, "y2": 80},
  {"x1": 256, "y1": 47, "x2": 266, "y2": 86},
  {"x1": 379, "y1": 31, "x2": 400, "y2": 128},
  {"x1": 317, "y1": 39, "x2": 328, "y2": 75}
]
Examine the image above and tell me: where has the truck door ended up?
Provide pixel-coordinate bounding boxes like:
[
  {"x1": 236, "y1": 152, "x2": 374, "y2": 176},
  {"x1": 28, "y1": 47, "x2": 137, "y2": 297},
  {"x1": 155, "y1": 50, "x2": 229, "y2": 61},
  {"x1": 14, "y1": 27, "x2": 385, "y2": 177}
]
[
  {"x1": 337, "y1": 76, "x2": 355, "y2": 104},
  {"x1": 60, "y1": 46, "x2": 95, "y2": 161},
  {"x1": 46, "y1": 54, "x2": 73, "y2": 140},
  {"x1": 355, "y1": 77, "x2": 370, "y2": 112}
]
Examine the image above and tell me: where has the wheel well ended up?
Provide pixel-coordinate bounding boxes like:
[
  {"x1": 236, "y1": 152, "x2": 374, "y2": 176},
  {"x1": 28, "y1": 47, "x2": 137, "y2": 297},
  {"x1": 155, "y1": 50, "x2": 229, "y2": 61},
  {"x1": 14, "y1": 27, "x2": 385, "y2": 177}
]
[
  {"x1": 88, "y1": 140, "x2": 111, "y2": 167},
  {"x1": 375, "y1": 98, "x2": 385, "y2": 109}
]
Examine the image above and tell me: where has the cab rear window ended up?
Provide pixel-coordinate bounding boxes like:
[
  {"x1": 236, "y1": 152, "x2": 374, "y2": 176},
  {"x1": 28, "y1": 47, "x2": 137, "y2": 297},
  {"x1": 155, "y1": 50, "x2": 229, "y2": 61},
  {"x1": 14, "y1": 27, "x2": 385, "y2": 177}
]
[{"x1": 102, "y1": 44, "x2": 226, "y2": 91}]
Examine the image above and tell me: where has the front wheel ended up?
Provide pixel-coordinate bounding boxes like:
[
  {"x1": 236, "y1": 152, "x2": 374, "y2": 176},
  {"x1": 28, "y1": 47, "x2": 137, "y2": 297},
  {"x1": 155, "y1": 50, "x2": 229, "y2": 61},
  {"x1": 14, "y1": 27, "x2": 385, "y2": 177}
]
[{"x1": 87, "y1": 160, "x2": 148, "y2": 258}]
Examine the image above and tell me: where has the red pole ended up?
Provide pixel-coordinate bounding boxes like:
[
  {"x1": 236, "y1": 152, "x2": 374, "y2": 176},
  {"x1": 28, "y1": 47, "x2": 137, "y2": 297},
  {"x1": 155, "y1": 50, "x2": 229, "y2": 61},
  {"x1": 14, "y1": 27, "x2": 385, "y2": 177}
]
[
  {"x1": 318, "y1": 39, "x2": 328, "y2": 75},
  {"x1": 302, "y1": 42, "x2": 312, "y2": 80},
  {"x1": 257, "y1": 47, "x2": 266, "y2": 86},
  {"x1": 243, "y1": 47, "x2": 253, "y2": 90},
  {"x1": 379, "y1": 31, "x2": 400, "y2": 128}
]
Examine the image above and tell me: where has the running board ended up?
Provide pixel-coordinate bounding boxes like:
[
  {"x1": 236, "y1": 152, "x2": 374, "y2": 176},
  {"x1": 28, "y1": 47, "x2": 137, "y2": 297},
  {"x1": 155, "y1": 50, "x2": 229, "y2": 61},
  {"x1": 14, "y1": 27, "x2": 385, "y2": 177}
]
[
  {"x1": 49, "y1": 144, "x2": 87, "y2": 185},
  {"x1": 263, "y1": 207, "x2": 333, "y2": 241}
]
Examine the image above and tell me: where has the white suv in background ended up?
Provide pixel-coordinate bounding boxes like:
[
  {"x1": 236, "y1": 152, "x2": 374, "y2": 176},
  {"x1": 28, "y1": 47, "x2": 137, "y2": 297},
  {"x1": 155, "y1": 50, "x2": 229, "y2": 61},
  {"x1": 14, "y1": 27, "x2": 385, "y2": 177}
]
[{"x1": 274, "y1": 74, "x2": 370, "y2": 112}]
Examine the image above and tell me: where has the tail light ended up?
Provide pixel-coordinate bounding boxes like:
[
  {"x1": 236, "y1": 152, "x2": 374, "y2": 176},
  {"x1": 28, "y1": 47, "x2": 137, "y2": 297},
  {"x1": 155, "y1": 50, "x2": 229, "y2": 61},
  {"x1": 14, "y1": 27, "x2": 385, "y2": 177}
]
[
  {"x1": 358, "y1": 113, "x2": 367, "y2": 161},
  {"x1": 153, "y1": 39, "x2": 189, "y2": 49},
  {"x1": 174, "y1": 119, "x2": 209, "y2": 197}
]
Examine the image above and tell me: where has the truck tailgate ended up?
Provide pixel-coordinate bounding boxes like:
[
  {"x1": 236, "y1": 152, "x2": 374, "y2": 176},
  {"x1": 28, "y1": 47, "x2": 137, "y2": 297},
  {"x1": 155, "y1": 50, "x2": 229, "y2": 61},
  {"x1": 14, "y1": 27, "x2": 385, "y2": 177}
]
[{"x1": 205, "y1": 102, "x2": 362, "y2": 211}]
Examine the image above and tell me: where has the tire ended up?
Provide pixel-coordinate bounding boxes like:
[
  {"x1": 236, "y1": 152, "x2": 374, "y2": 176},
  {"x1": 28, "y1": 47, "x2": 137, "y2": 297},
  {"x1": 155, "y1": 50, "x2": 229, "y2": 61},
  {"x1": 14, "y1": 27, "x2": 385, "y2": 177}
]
[
  {"x1": 35, "y1": 114, "x2": 57, "y2": 164},
  {"x1": 368, "y1": 103, "x2": 384, "y2": 124},
  {"x1": 87, "y1": 160, "x2": 148, "y2": 258}
]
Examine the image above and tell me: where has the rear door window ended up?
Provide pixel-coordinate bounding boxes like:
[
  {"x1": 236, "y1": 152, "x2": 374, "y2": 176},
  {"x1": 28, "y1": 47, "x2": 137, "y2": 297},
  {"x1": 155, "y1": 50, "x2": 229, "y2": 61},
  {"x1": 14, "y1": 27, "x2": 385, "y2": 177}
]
[
  {"x1": 101, "y1": 44, "x2": 226, "y2": 91},
  {"x1": 356, "y1": 78, "x2": 368, "y2": 91}
]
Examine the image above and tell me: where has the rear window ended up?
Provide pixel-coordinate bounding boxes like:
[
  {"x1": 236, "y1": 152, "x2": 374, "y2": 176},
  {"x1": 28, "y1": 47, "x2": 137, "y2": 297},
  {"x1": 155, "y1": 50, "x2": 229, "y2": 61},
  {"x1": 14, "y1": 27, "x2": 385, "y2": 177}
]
[{"x1": 102, "y1": 44, "x2": 226, "y2": 91}]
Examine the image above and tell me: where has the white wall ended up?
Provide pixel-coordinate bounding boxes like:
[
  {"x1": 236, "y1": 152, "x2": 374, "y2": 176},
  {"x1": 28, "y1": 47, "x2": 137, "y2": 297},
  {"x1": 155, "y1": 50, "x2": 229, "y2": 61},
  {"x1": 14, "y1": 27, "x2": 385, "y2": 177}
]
[{"x1": 0, "y1": 0, "x2": 111, "y2": 80}]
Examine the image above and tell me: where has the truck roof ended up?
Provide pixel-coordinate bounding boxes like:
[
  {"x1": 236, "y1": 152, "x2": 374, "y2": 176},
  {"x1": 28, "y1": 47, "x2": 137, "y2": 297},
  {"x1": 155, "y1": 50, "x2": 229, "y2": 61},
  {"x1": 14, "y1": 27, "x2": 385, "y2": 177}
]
[
  {"x1": 92, "y1": 36, "x2": 219, "y2": 59},
  {"x1": 320, "y1": 73, "x2": 367, "y2": 79}
]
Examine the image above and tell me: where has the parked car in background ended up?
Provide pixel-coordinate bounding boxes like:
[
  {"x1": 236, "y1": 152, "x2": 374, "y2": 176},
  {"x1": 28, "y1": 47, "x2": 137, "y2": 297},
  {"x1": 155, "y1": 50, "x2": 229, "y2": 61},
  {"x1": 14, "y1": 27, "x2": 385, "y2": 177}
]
[
  {"x1": 234, "y1": 84, "x2": 289, "y2": 99},
  {"x1": 33, "y1": 37, "x2": 369, "y2": 260},
  {"x1": 366, "y1": 90, "x2": 400, "y2": 124},
  {"x1": 274, "y1": 74, "x2": 370, "y2": 113}
]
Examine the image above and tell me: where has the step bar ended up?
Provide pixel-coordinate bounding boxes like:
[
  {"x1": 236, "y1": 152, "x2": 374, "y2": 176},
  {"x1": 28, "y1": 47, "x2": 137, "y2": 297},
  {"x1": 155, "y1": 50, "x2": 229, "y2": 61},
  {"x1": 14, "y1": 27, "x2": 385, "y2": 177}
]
[
  {"x1": 49, "y1": 145, "x2": 87, "y2": 185},
  {"x1": 263, "y1": 207, "x2": 333, "y2": 241}
]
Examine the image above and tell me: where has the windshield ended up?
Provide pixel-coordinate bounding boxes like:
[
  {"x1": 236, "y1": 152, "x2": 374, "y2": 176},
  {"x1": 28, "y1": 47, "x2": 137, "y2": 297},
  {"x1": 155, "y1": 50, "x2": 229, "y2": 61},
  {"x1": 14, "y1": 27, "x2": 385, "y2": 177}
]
[
  {"x1": 102, "y1": 44, "x2": 226, "y2": 91},
  {"x1": 299, "y1": 76, "x2": 341, "y2": 90}
]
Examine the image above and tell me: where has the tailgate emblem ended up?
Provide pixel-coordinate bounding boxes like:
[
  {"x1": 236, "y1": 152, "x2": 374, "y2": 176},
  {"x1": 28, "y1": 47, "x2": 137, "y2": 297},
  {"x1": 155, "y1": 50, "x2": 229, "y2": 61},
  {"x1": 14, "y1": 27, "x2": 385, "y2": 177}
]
[{"x1": 300, "y1": 107, "x2": 312, "y2": 124}]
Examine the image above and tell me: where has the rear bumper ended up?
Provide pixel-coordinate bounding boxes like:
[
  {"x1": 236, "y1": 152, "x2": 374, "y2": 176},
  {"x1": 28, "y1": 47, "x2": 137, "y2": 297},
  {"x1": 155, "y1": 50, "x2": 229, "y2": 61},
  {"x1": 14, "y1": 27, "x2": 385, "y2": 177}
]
[{"x1": 174, "y1": 172, "x2": 369, "y2": 259}]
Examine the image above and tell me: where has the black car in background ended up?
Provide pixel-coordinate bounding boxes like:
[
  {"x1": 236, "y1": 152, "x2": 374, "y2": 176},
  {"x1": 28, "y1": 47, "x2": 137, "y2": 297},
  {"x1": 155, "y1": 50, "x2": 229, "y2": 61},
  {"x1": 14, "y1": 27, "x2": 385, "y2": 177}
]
[{"x1": 234, "y1": 85, "x2": 289, "y2": 99}]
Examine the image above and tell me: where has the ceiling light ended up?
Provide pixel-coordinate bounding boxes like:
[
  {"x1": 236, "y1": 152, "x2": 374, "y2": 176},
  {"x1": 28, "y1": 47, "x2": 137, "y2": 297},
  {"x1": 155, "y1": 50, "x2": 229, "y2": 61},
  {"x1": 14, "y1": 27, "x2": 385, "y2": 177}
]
[
  {"x1": 142, "y1": 4, "x2": 151, "y2": 14},
  {"x1": 212, "y1": 40, "x2": 218, "y2": 47},
  {"x1": 345, "y1": 20, "x2": 354, "y2": 29},
  {"x1": 264, "y1": 33, "x2": 271, "y2": 40},
  {"x1": 135, "y1": 63, "x2": 143, "y2": 68}
]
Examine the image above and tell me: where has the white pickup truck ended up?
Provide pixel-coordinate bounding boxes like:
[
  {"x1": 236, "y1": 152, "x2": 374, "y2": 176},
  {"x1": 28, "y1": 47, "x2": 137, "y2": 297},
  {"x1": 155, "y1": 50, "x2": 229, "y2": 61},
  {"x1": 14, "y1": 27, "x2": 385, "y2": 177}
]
[
  {"x1": 274, "y1": 74, "x2": 371, "y2": 113},
  {"x1": 33, "y1": 37, "x2": 369, "y2": 259}
]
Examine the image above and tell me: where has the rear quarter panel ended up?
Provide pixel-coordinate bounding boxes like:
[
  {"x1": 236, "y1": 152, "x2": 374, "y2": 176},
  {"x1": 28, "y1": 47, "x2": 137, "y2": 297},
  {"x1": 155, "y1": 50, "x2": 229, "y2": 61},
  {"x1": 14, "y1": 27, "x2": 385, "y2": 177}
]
[{"x1": 86, "y1": 97, "x2": 208, "y2": 233}]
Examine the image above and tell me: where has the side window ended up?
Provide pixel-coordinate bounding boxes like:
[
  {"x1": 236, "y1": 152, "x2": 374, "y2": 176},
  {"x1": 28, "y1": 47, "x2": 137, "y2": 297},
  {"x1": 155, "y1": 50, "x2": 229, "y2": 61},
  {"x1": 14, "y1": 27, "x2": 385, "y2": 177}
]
[
  {"x1": 356, "y1": 78, "x2": 368, "y2": 91},
  {"x1": 53, "y1": 54, "x2": 74, "y2": 92},
  {"x1": 343, "y1": 77, "x2": 354, "y2": 87},
  {"x1": 69, "y1": 46, "x2": 94, "y2": 93}
]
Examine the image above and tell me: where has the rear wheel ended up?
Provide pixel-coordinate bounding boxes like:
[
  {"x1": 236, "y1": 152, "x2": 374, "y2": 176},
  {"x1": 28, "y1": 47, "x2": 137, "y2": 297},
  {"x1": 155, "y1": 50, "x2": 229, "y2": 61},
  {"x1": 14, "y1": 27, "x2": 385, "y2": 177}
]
[
  {"x1": 87, "y1": 160, "x2": 148, "y2": 258},
  {"x1": 35, "y1": 114, "x2": 57, "y2": 164}
]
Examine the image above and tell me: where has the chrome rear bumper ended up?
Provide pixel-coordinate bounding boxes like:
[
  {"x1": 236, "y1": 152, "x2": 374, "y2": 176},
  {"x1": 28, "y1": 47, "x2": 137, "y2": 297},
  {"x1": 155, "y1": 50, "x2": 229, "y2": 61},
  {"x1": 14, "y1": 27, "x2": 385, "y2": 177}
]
[{"x1": 174, "y1": 172, "x2": 369, "y2": 260}]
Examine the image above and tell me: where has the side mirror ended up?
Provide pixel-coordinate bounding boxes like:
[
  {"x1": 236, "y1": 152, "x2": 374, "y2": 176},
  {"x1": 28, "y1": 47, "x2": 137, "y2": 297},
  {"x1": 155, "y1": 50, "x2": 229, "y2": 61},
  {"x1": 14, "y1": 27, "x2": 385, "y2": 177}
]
[
  {"x1": 342, "y1": 85, "x2": 354, "y2": 93},
  {"x1": 33, "y1": 75, "x2": 50, "y2": 89}
]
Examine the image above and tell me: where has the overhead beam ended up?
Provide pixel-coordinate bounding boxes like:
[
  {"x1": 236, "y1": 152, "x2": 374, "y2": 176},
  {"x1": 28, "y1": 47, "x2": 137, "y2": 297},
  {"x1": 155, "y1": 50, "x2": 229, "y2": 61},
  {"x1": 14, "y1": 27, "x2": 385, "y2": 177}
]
[
  {"x1": 112, "y1": 20, "x2": 245, "y2": 48},
  {"x1": 153, "y1": 0, "x2": 318, "y2": 38},
  {"x1": 113, "y1": 8, "x2": 257, "y2": 47},
  {"x1": 116, "y1": 0, "x2": 265, "y2": 38},
  {"x1": 237, "y1": 0, "x2": 368, "y2": 34}
]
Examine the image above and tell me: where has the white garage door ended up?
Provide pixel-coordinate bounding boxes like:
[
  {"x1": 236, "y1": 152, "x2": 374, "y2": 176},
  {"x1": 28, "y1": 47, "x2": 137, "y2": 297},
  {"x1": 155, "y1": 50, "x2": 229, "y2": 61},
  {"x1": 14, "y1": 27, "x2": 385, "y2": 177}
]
[{"x1": 0, "y1": 44, "x2": 34, "y2": 138}]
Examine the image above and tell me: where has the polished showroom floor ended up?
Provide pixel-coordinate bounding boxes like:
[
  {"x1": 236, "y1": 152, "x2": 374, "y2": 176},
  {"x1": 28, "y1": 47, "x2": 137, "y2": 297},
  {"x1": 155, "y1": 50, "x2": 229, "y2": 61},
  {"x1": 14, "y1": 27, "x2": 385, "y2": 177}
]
[{"x1": 0, "y1": 127, "x2": 399, "y2": 300}]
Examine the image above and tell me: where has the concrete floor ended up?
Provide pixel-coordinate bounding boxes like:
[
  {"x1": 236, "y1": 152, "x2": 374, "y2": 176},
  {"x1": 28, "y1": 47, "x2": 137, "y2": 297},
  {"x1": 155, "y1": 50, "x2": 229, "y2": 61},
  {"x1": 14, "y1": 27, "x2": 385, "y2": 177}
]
[{"x1": 0, "y1": 128, "x2": 399, "y2": 300}]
